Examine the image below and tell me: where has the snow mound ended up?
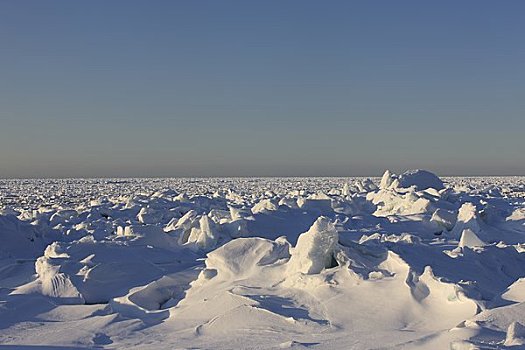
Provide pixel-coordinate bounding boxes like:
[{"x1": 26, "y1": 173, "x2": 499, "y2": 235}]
[
  {"x1": 202, "y1": 237, "x2": 290, "y2": 280},
  {"x1": 398, "y1": 169, "x2": 445, "y2": 191},
  {"x1": 0, "y1": 214, "x2": 49, "y2": 259},
  {"x1": 28, "y1": 227, "x2": 185, "y2": 304}
]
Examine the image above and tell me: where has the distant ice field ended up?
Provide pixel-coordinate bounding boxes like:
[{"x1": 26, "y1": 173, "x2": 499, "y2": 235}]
[{"x1": 2, "y1": 176, "x2": 525, "y2": 209}]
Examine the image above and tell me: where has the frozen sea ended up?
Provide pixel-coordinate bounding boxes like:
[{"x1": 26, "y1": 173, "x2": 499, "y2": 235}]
[{"x1": 1, "y1": 172, "x2": 525, "y2": 349}]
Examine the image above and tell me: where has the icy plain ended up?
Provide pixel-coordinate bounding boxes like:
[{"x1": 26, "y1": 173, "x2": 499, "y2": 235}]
[{"x1": 2, "y1": 171, "x2": 525, "y2": 349}]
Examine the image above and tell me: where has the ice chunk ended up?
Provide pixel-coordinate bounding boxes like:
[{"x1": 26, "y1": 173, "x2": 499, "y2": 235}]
[
  {"x1": 431, "y1": 208, "x2": 457, "y2": 231},
  {"x1": 49, "y1": 209, "x2": 78, "y2": 227},
  {"x1": 137, "y1": 206, "x2": 163, "y2": 224},
  {"x1": 287, "y1": 216, "x2": 338, "y2": 274},
  {"x1": 380, "y1": 170, "x2": 397, "y2": 190},
  {"x1": 185, "y1": 215, "x2": 218, "y2": 250},
  {"x1": 251, "y1": 199, "x2": 278, "y2": 214},
  {"x1": 229, "y1": 206, "x2": 253, "y2": 220},
  {"x1": 342, "y1": 182, "x2": 351, "y2": 196},
  {"x1": 451, "y1": 202, "x2": 481, "y2": 239},
  {"x1": 167, "y1": 210, "x2": 200, "y2": 243},
  {"x1": 502, "y1": 278, "x2": 525, "y2": 303},
  {"x1": 278, "y1": 197, "x2": 300, "y2": 209},
  {"x1": 458, "y1": 229, "x2": 485, "y2": 248},
  {"x1": 505, "y1": 321, "x2": 525, "y2": 346}
]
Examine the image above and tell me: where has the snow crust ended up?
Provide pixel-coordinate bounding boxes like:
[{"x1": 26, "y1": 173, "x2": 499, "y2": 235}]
[{"x1": 1, "y1": 173, "x2": 525, "y2": 349}]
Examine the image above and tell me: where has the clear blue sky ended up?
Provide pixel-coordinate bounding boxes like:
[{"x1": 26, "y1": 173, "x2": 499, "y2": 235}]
[{"x1": 1, "y1": 0, "x2": 524, "y2": 178}]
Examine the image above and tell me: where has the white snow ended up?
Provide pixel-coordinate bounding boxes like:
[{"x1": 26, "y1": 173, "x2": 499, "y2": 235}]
[{"x1": 1, "y1": 173, "x2": 525, "y2": 349}]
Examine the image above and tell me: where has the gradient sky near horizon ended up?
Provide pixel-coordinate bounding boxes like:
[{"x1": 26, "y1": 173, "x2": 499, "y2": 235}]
[{"x1": 1, "y1": 0, "x2": 524, "y2": 178}]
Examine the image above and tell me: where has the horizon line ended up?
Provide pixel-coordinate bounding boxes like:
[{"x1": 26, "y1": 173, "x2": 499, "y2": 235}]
[{"x1": 1, "y1": 174, "x2": 525, "y2": 180}]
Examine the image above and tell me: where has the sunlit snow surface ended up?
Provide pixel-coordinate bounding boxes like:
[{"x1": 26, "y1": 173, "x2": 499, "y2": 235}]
[{"x1": 2, "y1": 173, "x2": 525, "y2": 349}]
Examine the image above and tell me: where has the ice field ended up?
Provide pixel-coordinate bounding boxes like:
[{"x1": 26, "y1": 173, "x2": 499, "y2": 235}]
[{"x1": 2, "y1": 170, "x2": 525, "y2": 349}]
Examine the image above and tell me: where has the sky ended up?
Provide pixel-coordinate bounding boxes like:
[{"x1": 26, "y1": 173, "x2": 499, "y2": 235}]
[{"x1": 1, "y1": 0, "x2": 524, "y2": 178}]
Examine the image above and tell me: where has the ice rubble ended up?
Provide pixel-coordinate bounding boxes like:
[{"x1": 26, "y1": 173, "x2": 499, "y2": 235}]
[
  {"x1": 367, "y1": 170, "x2": 450, "y2": 217},
  {"x1": 380, "y1": 169, "x2": 444, "y2": 191},
  {"x1": 1, "y1": 171, "x2": 525, "y2": 349},
  {"x1": 29, "y1": 233, "x2": 176, "y2": 304},
  {"x1": 184, "y1": 215, "x2": 218, "y2": 250},
  {"x1": 176, "y1": 218, "x2": 478, "y2": 349}
]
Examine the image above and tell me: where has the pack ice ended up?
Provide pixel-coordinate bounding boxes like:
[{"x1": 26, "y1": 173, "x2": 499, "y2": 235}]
[{"x1": 1, "y1": 170, "x2": 525, "y2": 349}]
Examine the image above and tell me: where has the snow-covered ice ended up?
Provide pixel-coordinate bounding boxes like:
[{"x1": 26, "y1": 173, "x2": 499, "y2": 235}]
[{"x1": 2, "y1": 172, "x2": 525, "y2": 349}]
